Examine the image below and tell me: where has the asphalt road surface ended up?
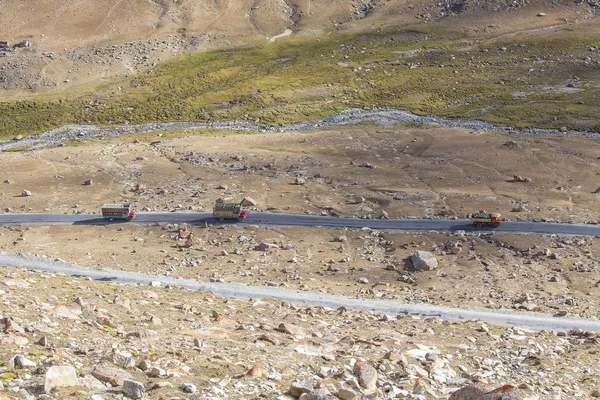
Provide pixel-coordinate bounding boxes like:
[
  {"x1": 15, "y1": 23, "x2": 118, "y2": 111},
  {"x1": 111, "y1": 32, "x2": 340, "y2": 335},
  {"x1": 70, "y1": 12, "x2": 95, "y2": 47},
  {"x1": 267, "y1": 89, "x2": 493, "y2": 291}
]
[
  {"x1": 0, "y1": 212, "x2": 599, "y2": 237},
  {"x1": 1, "y1": 211, "x2": 600, "y2": 332}
]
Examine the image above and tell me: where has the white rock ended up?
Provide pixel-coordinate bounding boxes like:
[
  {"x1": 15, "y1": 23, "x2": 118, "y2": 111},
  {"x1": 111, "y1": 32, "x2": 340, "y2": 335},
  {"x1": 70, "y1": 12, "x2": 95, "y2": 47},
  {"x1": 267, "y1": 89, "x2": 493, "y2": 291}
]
[
  {"x1": 45, "y1": 365, "x2": 79, "y2": 393},
  {"x1": 411, "y1": 250, "x2": 438, "y2": 271},
  {"x1": 9, "y1": 355, "x2": 36, "y2": 370}
]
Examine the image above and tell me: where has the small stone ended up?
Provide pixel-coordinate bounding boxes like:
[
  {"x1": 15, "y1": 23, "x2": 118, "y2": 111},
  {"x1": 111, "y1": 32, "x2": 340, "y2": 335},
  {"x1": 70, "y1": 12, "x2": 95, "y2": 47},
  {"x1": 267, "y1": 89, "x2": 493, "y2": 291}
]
[
  {"x1": 22, "y1": 189, "x2": 32, "y2": 197},
  {"x1": 84, "y1": 179, "x2": 93, "y2": 185}
]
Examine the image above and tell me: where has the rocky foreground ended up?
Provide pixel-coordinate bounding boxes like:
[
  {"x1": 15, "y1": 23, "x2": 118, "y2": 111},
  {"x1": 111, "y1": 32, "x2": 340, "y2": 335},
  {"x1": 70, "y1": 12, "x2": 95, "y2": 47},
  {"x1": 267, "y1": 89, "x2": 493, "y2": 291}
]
[{"x1": 1, "y1": 266, "x2": 599, "y2": 399}]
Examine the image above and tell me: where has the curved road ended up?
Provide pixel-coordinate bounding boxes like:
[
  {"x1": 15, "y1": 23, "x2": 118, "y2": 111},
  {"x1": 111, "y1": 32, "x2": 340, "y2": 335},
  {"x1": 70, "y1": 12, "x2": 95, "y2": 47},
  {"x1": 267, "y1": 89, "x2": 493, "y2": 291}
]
[
  {"x1": 1, "y1": 251, "x2": 600, "y2": 333},
  {"x1": 0, "y1": 211, "x2": 599, "y2": 237},
  {"x1": 1, "y1": 211, "x2": 600, "y2": 332}
]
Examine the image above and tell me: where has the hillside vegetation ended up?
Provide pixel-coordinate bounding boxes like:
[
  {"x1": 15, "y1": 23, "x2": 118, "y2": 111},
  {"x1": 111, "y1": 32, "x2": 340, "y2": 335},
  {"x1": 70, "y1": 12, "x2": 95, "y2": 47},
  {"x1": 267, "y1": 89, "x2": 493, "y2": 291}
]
[{"x1": 0, "y1": 0, "x2": 599, "y2": 138}]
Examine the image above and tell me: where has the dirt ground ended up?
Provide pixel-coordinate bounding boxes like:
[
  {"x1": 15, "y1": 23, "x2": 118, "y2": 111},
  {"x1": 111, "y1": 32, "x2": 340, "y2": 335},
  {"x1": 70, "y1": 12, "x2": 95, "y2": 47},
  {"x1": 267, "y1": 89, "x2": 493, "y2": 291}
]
[
  {"x1": 1, "y1": 125, "x2": 599, "y2": 221},
  {"x1": 1, "y1": 124, "x2": 599, "y2": 319}
]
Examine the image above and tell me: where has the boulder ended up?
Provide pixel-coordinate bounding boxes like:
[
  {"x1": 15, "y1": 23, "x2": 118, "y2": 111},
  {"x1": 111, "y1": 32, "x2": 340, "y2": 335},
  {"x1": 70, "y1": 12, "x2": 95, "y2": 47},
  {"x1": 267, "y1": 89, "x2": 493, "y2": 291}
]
[
  {"x1": 256, "y1": 242, "x2": 279, "y2": 251},
  {"x1": 512, "y1": 203, "x2": 527, "y2": 212},
  {"x1": 411, "y1": 250, "x2": 438, "y2": 271},
  {"x1": 450, "y1": 384, "x2": 522, "y2": 400},
  {"x1": 241, "y1": 196, "x2": 257, "y2": 206},
  {"x1": 450, "y1": 383, "x2": 493, "y2": 399},
  {"x1": 278, "y1": 323, "x2": 304, "y2": 337},
  {"x1": 91, "y1": 365, "x2": 132, "y2": 386},
  {"x1": 513, "y1": 175, "x2": 532, "y2": 183},
  {"x1": 44, "y1": 366, "x2": 79, "y2": 393},
  {"x1": 122, "y1": 380, "x2": 145, "y2": 399},
  {"x1": 289, "y1": 381, "x2": 314, "y2": 397},
  {"x1": 337, "y1": 387, "x2": 360, "y2": 400},
  {"x1": 482, "y1": 385, "x2": 522, "y2": 399},
  {"x1": 21, "y1": 189, "x2": 32, "y2": 197},
  {"x1": 8, "y1": 355, "x2": 36, "y2": 369},
  {"x1": 247, "y1": 365, "x2": 264, "y2": 377},
  {"x1": 353, "y1": 362, "x2": 378, "y2": 390},
  {"x1": 181, "y1": 383, "x2": 197, "y2": 393}
]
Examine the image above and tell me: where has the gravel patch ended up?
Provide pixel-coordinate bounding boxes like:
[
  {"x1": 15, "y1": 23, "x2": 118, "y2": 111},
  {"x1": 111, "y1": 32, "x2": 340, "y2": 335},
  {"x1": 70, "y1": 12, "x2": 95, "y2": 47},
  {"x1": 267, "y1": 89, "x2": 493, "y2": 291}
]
[{"x1": 2, "y1": 108, "x2": 599, "y2": 151}]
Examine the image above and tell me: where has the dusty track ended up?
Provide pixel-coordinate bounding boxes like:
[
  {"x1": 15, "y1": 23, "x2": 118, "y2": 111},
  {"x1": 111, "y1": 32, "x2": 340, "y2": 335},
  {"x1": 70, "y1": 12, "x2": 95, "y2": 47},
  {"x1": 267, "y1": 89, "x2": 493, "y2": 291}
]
[{"x1": 2, "y1": 251, "x2": 599, "y2": 332}]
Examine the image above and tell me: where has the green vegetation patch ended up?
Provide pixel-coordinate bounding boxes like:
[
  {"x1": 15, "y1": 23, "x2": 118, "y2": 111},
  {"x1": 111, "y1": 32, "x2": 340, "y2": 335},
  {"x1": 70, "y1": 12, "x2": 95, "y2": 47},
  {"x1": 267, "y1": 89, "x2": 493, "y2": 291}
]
[{"x1": 1, "y1": 27, "x2": 599, "y2": 140}]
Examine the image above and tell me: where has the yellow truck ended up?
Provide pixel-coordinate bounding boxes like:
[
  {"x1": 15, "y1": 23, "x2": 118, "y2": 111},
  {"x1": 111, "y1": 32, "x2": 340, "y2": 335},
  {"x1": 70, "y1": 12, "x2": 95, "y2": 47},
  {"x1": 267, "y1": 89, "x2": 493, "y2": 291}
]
[
  {"x1": 213, "y1": 202, "x2": 247, "y2": 221},
  {"x1": 470, "y1": 211, "x2": 502, "y2": 228}
]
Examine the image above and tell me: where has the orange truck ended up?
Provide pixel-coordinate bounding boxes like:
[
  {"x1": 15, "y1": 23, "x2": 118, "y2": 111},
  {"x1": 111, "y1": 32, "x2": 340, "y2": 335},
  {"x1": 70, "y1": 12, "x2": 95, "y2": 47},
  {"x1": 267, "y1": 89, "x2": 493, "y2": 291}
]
[{"x1": 470, "y1": 211, "x2": 502, "y2": 227}]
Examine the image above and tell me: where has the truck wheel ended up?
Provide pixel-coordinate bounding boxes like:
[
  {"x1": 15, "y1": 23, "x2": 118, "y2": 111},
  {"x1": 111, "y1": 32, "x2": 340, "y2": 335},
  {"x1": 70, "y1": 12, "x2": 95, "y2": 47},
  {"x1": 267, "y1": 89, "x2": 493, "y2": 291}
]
[
  {"x1": 493, "y1": 223, "x2": 499, "y2": 228},
  {"x1": 476, "y1": 222, "x2": 482, "y2": 228},
  {"x1": 109, "y1": 217, "x2": 114, "y2": 222},
  {"x1": 219, "y1": 217, "x2": 224, "y2": 221}
]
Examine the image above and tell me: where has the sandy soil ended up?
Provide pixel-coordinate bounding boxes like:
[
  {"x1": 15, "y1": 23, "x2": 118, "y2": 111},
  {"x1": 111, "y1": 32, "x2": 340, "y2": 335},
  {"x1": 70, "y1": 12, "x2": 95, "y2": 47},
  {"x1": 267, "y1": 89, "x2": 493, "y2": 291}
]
[
  {"x1": 1, "y1": 125, "x2": 599, "y2": 221},
  {"x1": 1, "y1": 124, "x2": 599, "y2": 319}
]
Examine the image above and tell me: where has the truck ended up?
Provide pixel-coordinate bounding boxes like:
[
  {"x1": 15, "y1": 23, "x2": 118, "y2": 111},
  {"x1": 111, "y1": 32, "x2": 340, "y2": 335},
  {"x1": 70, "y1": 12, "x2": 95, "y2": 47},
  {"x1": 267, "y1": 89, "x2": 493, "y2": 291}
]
[
  {"x1": 470, "y1": 210, "x2": 502, "y2": 228},
  {"x1": 102, "y1": 204, "x2": 136, "y2": 222},
  {"x1": 213, "y1": 202, "x2": 247, "y2": 221}
]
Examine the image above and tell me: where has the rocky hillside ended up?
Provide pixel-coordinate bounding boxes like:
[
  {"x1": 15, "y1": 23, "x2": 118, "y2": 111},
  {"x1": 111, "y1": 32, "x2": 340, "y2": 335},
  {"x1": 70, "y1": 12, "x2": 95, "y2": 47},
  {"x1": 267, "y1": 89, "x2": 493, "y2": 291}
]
[
  {"x1": 0, "y1": 0, "x2": 598, "y2": 95},
  {"x1": 1, "y1": 265, "x2": 600, "y2": 399}
]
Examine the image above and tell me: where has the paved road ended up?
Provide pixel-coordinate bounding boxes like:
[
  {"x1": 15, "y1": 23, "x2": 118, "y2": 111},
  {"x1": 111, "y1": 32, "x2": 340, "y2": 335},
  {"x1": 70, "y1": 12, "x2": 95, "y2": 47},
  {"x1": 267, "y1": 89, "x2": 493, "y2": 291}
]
[
  {"x1": 0, "y1": 212, "x2": 599, "y2": 236},
  {"x1": 1, "y1": 251, "x2": 600, "y2": 332},
  {"x1": 2, "y1": 211, "x2": 599, "y2": 332}
]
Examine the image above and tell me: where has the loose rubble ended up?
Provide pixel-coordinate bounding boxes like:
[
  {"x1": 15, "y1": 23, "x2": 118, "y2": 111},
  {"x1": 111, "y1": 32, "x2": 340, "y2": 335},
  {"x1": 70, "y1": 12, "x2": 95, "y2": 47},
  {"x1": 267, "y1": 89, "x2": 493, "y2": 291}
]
[{"x1": 1, "y1": 266, "x2": 600, "y2": 399}]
